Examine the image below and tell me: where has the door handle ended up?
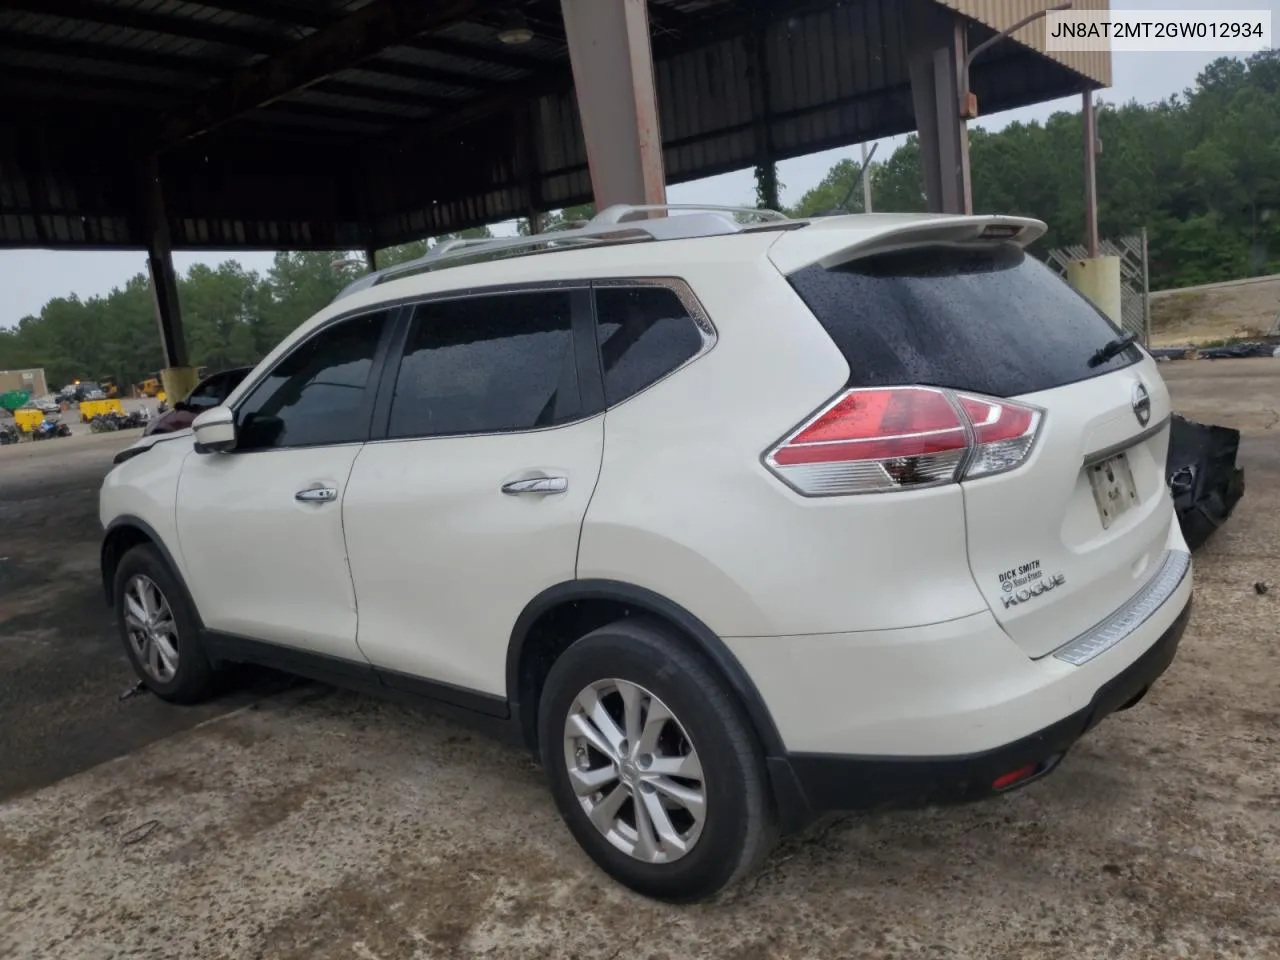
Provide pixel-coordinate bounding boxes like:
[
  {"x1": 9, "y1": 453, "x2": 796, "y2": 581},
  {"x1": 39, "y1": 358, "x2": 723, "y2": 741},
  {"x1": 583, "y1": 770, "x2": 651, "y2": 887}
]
[
  {"x1": 501, "y1": 476, "x2": 568, "y2": 495},
  {"x1": 295, "y1": 486, "x2": 338, "y2": 503}
]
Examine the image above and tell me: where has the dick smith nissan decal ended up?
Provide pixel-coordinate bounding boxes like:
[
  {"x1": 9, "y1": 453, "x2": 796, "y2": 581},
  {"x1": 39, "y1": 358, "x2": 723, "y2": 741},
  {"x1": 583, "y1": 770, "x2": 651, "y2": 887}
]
[{"x1": 997, "y1": 559, "x2": 1067, "y2": 609}]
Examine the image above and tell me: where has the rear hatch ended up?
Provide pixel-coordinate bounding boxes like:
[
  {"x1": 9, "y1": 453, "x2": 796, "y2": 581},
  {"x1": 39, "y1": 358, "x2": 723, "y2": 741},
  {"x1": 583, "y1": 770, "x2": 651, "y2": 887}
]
[{"x1": 781, "y1": 228, "x2": 1174, "y2": 657}]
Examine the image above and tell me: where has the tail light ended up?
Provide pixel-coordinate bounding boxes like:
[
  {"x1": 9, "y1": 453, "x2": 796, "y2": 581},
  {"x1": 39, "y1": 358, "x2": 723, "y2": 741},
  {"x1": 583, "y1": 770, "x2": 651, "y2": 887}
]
[{"x1": 764, "y1": 386, "x2": 1042, "y2": 496}]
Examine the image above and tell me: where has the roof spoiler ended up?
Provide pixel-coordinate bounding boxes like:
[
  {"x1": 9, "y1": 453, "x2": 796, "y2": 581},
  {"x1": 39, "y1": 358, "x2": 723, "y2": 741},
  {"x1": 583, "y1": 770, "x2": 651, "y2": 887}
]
[{"x1": 767, "y1": 215, "x2": 1046, "y2": 275}]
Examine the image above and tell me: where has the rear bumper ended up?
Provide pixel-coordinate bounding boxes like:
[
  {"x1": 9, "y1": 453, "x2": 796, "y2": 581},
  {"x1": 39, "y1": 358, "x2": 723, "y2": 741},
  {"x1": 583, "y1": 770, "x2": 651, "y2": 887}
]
[{"x1": 776, "y1": 596, "x2": 1191, "y2": 819}]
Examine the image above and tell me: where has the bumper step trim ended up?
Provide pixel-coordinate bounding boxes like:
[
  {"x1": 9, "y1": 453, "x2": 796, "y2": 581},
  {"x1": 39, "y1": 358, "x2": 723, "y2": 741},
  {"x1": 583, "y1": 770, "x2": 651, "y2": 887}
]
[{"x1": 1052, "y1": 549, "x2": 1191, "y2": 666}]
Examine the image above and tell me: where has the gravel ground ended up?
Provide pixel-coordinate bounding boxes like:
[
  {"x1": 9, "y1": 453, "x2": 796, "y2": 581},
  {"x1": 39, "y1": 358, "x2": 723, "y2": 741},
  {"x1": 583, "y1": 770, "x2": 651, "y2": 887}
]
[
  {"x1": 0, "y1": 431, "x2": 284, "y2": 802},
  {"x1": 1, "y1": 360, "x2": 1277, "y2": 960}
]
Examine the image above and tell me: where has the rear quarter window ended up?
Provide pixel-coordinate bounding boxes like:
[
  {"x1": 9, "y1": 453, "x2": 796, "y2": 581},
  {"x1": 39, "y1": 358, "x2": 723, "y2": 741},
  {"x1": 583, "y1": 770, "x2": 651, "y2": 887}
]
[
  {"x1": 594, "y1": 285, "x2": 706, "y2": 407},
  {"x1": 787, "y1": 243, "x2": 1142, "y2": 398}
]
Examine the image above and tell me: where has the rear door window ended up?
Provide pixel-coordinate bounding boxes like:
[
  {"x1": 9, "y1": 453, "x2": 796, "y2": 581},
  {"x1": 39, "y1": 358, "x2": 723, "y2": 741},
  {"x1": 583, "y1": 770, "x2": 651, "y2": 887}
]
[
  {"x1": 787, "y1": 243, "x2": 1142, "y2": 397},
  {"x1": 387, "y1": 290, "x2": 581, "y2": 438}
]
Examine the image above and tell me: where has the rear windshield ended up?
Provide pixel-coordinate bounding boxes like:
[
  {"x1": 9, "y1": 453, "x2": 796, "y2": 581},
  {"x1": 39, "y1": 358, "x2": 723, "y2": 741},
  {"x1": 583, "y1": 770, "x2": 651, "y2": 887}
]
[{"x1": 787, "y1": 243, "x2": 1142, "y2": 397}]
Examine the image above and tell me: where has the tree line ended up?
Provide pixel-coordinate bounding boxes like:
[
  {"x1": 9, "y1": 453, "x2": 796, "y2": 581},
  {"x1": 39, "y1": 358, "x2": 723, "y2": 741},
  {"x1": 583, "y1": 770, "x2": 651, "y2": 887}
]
[
  {"x1": 788, "y1": 51, "x2": 1280, "y2": 292},
  {"x1": 2, "y1": 52, "x2": 1276, "y2": 390}
]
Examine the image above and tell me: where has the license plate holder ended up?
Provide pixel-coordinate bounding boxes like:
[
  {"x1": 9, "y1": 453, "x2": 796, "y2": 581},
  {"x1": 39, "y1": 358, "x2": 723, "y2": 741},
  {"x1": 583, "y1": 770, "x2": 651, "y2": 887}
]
[{"x1": 1088, "y1": 452, "x2": 1138, "y2": 529}]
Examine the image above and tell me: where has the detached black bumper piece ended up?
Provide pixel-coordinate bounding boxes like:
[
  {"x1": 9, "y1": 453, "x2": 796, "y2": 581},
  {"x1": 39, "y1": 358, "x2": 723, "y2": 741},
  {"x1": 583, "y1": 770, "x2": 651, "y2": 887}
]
[
  {"x1": 1197, "y1": 341, "x2": 1279, "y2": 360},
  {"x1": 778, "y1": 598, "x2": 1192, "y2": 819},
  {"x1": 1167, "y1": 414, "x2": 1245, "y2": 552}
]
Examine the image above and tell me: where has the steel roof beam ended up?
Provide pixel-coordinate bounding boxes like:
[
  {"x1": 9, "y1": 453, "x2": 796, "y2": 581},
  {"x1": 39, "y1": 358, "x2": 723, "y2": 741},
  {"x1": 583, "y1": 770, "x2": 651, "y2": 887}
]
[
  {"x1": 0, "y1": 30, "x2": 524, "y2": 92},
  {"x1": 352, "y1": 56, "x2": 503, "y2": 90},
  {"x1": 0, "y1": 0, "x2": 289, "y2": 53},
  {"x1": 159, "y1": 0, "x2": 501, "y2": 147},
  {"x1": 266, "y1": 101, "x2": 411, "y2": 123},
  {"x1": 318, "y1": 79, "x2": 456, "y2": 109},
  {"x1": 0, "y1": 31, "x2": 221, "y2": 76},
  {"x1": 388, "y1": 0, "x2": 839, "y2": 149},
  {"x1": 190, "y1": 0, "x2": 333, "y2": 30},
  {"x1": 0, "y1": 64, "x2": 191, "y2": 100},
  {"x1": 407, "y1": 36, "x2": 548, "y2": 72}
]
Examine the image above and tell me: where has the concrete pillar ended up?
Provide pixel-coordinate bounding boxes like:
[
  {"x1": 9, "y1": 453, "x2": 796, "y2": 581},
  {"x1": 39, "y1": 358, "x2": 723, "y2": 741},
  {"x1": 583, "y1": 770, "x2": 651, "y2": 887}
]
[
  {"x1": 561, "y1": 0, "x2": 666, "y2": 211},
  {"x1": 1067, "y1": 257, "x2": 1123, "y2": 327},
  {"x1": 143, "y1": 155, "x2": 198, "y2": 402},
  {"x1": 907, "y1": 6, "x2": 972, "y2": 214}
]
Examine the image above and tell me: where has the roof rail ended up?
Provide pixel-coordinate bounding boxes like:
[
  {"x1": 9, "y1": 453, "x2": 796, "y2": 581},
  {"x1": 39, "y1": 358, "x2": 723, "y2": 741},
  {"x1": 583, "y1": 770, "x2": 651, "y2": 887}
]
[
  {"x1": 590, "y1": 203, "x2": 790, "y2": 225},
  {"x1": 331, "y1": 204, "x2": 796, "y2": 302}
]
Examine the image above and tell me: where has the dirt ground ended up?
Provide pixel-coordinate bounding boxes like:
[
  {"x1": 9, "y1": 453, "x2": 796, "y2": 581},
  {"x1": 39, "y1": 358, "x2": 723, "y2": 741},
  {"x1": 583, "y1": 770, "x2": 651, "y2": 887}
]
[
  {"x1": 1, "y1": 361, "x2": 1277, "y2": 960},
  {"x1": 1150, "y1": 275, "x2": 1280, "y2": 347}
]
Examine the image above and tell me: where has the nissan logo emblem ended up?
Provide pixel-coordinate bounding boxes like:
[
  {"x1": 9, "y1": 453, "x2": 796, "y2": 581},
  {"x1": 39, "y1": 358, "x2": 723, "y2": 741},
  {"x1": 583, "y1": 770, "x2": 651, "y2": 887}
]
[{"x1": 1132, "y1": 381, "x2": 1151, "y2": 427}]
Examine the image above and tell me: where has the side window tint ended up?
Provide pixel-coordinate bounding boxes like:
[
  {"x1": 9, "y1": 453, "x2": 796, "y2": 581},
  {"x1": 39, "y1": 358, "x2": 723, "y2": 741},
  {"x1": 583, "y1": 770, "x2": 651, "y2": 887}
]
[
  {"x1": 594, "y1": 286, "x2": 705, "y2": 406},
  {"x1": 388, "y1": 291, "x2": 580, "y2": 438},
  {"x1": 235, "y1": 311, "x2": 388, "y2": 450},
  {"x1": 186, "y1": 376, "x2": 224, "y2": 407}
]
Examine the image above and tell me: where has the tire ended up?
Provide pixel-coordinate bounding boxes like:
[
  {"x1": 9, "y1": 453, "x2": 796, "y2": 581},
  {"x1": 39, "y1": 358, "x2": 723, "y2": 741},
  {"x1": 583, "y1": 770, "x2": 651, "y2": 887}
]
[
  {"x1": 113, "y1": 543, "x2": 218, "y2": 704},
  {"x1": 538, "y1": 618, "x2": 776, "y2": 903}
]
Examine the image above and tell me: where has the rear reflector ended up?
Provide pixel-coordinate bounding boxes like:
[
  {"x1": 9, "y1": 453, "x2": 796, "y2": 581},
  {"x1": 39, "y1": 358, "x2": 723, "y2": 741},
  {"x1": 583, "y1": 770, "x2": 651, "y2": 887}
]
[
  {"x1": 764, "y1": 386, "x2": 1042, "y2": 496},
  {"x1": 992, "y1": 764, "x2": 1039, "y2": 791}
]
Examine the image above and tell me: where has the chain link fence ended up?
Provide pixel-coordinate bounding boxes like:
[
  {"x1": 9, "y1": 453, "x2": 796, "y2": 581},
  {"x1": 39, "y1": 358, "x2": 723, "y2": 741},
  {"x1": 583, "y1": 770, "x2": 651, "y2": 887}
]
[{"x1": 1046, "y1": 232, "x2": 1151, "y2": 344}]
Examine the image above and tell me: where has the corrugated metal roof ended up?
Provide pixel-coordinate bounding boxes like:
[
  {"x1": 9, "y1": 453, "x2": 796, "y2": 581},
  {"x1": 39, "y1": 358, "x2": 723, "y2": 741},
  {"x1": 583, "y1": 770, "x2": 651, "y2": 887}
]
[
  {"x1": 0, "y1": 0, "x2": 1112, "y2": 249},
  {"x1": 941, "y1": 0, "x2": 1112, "y2": 87}
]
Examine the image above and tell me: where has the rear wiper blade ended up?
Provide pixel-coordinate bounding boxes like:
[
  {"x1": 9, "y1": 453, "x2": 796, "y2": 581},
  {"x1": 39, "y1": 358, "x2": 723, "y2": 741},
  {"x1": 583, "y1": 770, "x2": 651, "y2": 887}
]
[{"x1": 1089, "y1": 332, "x2": 1139, "y2": 368}]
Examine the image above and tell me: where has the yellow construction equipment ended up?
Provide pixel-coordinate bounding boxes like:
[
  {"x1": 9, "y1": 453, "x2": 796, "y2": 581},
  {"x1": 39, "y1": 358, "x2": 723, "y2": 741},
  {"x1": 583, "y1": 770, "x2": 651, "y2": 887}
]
[
  {"x1": 138, "y1": 377, "x2": 162, "y2": 398},
  {"x1": 80, "y1": 398, "x2": 125, "y2": 422}
]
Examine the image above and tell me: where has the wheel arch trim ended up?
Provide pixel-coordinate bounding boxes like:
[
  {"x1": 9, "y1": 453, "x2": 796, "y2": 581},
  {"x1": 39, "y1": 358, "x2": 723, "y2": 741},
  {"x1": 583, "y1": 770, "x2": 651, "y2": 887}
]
[
  {"x1": 101, "y1": 515, "x2": 203, "y2": 627},
  {"x1": 505, "y1": 579, "x2": 787, "y2": 759}
]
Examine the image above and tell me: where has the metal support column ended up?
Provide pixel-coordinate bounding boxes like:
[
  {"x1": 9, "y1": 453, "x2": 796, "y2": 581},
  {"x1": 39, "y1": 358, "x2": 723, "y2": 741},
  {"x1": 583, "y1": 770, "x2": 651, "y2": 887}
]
[
  {"x1": 1141, "y1": 227, "x2": 1152, "y2": 346},
  {"x1": 861, "y1": 143, "x2": 874, "y2": 213},
  {"x1": 748, "y1": 3, "x2": 779, "y2": 210},
  {"x1": 1067, "y1": 89, "x2": 1123, "y2": 328},
  {"x1": 1083, "y1": 89, "x2": 1100, "y2": 258},
  {"x1": 561, "y1": 0, "x2": 666, "y2": 211},
  {"x1": 518, "y1": 102, "x2": 543, "y2": 234},
  {"x1": 143, "y1": 154, "x2": 198, "y2": 403},
  {"x1": 907, "y1": 6, "x2": 971, "y2": 214},
  {"x1": 364, "y1": 246, "x2": 378, "y2": 272}
]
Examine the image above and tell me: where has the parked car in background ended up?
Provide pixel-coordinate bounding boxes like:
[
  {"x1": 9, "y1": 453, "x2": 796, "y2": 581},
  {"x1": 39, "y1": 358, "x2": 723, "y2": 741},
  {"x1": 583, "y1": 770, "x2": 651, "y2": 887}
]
[
  {"x1": 30, "y1": 394, "x2": 61, "y2": 415},
  {"x1": 142, "y1": 367, "x2": 252, "y2": 437},
  {"x1": 100, "y1": 206, "x2": 1193, "y2": 903},
  {"x1": 59, "y1": 381, "x2": 105, "y2": 403}
]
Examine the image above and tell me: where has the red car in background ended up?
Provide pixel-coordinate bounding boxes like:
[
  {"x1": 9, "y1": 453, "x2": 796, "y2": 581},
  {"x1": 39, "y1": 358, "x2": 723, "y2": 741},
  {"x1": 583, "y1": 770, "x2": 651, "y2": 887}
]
[{"x1": 142, "y1": 367, "x2": 252, "y2": 436}]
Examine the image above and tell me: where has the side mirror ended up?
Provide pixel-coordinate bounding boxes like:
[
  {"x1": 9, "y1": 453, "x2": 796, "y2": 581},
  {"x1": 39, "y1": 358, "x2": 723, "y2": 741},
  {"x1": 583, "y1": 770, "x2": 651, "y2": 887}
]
[{"x1": 192, "y1": 406, "x2": 236, "y2": 454}]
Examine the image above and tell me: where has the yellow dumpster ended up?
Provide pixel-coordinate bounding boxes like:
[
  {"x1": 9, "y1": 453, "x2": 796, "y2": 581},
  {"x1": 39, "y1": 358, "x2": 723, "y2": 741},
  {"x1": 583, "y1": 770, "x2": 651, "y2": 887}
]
[
  {"x1": 14, "y1": 408, "x2": 44, "y2": 432},
  {"x1": 80, "y1": 398, "x2": 125, "y2": 422}
]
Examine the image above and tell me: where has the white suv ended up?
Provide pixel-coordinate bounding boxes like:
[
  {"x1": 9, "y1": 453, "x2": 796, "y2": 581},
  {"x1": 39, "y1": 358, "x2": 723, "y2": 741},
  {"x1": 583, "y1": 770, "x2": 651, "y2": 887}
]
[{"x1": 100, "y1": 206, "x2": 1193, "y2": 902}]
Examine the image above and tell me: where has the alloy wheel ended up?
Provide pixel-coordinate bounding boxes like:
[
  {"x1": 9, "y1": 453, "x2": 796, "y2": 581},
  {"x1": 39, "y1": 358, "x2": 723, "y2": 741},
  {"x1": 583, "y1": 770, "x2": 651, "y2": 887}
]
[
  {"x1": 562, "y1": 678, "x2": 707, "y2": 864},
  {"x1": 123, "y1": 574, "x2": 180, "y2": 683}
]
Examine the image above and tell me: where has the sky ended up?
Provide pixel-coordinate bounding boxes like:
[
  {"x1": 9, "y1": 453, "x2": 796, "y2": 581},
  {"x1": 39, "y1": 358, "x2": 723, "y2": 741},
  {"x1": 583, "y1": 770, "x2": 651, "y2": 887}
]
[{"x1": 2, "y1": 0, "x2": 1275, "y2": 326}]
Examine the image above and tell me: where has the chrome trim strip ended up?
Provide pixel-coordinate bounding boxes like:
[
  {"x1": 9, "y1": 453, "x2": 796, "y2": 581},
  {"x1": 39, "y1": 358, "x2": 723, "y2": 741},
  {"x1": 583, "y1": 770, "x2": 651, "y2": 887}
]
[
  {"x1": 1051, "y1": 549, "x2": 1191, "y2": 666},
  {"x1": 1082, "y1": 414, "x2": 1170, "y2": 467}
]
